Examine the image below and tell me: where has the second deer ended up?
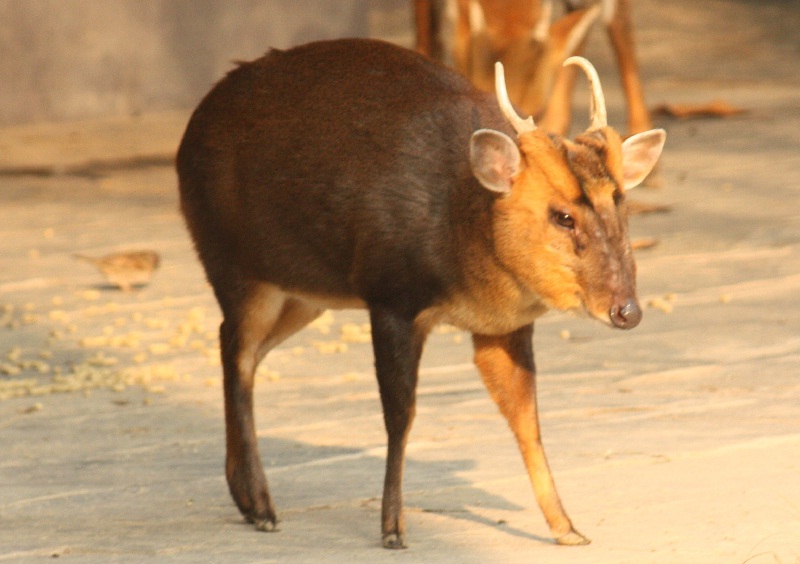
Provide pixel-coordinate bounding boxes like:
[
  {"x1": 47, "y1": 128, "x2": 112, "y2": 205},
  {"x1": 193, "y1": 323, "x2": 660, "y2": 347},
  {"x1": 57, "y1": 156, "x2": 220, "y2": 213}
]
[{"x1": 415, "y1": 0, "x2": 653, "y2": 137}]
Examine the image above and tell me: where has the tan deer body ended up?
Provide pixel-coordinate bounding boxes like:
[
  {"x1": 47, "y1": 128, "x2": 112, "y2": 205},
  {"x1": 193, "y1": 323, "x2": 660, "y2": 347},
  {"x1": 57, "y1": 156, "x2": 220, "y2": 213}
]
[{"x1": 177, "y1": 38, "x2": 664, "y2": 548}]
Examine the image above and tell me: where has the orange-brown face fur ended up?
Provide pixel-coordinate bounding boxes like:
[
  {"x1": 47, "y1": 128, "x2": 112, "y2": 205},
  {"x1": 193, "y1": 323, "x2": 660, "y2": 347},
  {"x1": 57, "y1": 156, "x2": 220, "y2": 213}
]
[{"x1": 491, "y1": 127, "x2": 636, "y2": 326}]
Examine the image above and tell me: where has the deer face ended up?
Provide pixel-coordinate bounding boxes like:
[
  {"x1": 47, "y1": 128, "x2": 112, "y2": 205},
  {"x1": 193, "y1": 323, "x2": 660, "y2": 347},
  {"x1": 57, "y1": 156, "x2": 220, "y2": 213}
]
[{"x1": 470, "y1": 59, "x2": 665, "y2": 329}]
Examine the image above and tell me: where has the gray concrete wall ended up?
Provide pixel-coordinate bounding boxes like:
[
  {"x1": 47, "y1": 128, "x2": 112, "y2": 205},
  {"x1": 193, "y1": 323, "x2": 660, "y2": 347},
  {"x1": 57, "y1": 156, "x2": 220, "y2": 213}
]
[{"x1": 0, "y1": 0, "x2": 412, "y2": 125}]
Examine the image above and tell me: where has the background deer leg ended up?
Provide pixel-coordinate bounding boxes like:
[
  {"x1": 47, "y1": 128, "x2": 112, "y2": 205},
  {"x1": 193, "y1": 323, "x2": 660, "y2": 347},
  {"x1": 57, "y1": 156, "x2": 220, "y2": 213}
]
[
  {"x1": 606, "y1": 0, "x2": 652, "y2": 135},
  {"x1": 539, "y1": 62, "x2": 579, "y2": 134}
]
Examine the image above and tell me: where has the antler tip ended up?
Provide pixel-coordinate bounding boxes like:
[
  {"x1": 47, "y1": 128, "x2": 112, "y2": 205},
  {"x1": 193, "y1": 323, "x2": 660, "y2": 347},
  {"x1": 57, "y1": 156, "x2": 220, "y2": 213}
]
[
  {"x1": 562, "y1": 55, "x2": 589, "y2": 69},
  {"x1": 563, "y1": 57, "x2": 608, "y2": 130}
]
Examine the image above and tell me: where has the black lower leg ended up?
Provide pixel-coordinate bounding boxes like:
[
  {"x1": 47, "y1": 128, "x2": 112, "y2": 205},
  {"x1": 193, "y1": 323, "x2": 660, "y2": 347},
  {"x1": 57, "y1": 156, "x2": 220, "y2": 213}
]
[{"x1": 369, "y1": 307, "x2": 425, "y2": 549}]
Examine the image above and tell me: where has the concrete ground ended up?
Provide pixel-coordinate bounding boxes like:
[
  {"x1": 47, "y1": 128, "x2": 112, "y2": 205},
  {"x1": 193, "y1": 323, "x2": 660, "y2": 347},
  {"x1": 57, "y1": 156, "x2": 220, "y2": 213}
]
[{"x1": 1, "y1": 1, "x2": 800, "y2": 562}]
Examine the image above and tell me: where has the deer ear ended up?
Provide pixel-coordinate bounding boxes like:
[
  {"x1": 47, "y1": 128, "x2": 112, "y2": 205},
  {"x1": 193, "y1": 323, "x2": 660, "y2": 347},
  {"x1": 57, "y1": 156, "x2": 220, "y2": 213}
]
[
  {"x1": 470, "y1": 129, "x2": 522, "y2": 194},
  {"x1": 621, "y1": 129, "x2": 666, "y2": 190}
]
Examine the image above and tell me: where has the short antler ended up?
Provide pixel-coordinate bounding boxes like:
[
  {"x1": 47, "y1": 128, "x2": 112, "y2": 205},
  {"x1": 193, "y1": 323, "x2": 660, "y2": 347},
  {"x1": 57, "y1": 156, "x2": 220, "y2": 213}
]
[
  {"x1": 495, "y1": 62, "x2": 536, "y2": 135},
  {"x1": 563, "y1": 56, "x2": 607, "y2": 131}
]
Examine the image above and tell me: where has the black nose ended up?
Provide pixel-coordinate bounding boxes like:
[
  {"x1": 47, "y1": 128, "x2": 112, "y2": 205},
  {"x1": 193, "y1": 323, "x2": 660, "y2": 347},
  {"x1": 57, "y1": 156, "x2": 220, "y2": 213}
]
[{"x1": 610, "y1": 299, "x2": 642, "y2": 329}]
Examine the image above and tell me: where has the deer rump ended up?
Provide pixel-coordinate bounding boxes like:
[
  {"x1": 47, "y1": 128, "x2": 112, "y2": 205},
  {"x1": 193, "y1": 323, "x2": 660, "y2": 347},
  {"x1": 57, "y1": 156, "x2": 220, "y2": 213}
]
[{"x1": 178, "y1": 38, "x2": 505, "y2": 314}]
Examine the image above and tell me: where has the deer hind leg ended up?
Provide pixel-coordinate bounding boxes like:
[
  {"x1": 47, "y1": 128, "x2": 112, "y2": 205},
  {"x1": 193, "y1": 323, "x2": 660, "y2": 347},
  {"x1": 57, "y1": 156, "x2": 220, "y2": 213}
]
[
  {"x1": 472, "y1": 324, "x2": 589, "y2": 546},
  {"x1": 605, "y1": 0, "x2": 652, "y2": 136},
  {"x1": 369, "y1": 306, "x2": 427, "y2": 549},
  {"x1": 538, "y1": 4, "x2": 597, "y2": 135},
  {"x1": 539, "y1": 63, "x2": 580, "y2": 135},
  {"x1": 218, "y1": 281, "x2": 323, "y2": 531},
  {"x1": 414, "y1": 0, "x2": 447, "y2": 61}
]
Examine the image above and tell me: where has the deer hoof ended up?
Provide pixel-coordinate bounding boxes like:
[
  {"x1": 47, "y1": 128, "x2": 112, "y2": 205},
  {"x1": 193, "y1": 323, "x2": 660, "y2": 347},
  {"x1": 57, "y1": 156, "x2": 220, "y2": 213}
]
[
  {"x1": 556, "y1": 530, "x2": 591, "y2": 546},
  {"x1": 382, "y1": 533, "x2": 407, "y2": 549},
  {"x1": 254, "y1": 518, "x2": 279, "y2": 532}
]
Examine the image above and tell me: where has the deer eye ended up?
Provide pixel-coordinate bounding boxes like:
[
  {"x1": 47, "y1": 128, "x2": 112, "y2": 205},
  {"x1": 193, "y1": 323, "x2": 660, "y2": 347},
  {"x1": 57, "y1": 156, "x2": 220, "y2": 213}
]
[{"x1": 552, "y1": 210, "x2": 575, "y2": 230}]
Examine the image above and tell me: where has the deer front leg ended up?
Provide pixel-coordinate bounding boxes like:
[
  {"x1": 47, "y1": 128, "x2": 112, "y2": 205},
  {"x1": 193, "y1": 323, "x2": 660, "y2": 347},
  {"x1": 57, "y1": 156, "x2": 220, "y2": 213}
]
[
  {"x1": 472, "y1": 324, "x2": 589, "y2": 546},
  {"x1": 369, "y1": 307, "x2": 426, "y2": 549}
]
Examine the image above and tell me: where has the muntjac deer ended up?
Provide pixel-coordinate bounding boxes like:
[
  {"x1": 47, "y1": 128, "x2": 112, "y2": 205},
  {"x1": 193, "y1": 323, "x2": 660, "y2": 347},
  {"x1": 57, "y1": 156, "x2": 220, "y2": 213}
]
[
  {"x1": 415, "y1": 0, "x2": 654, "y2": 137},
  {"x1": 177, "y1": 38, "x2": 665, "y2": 548}
]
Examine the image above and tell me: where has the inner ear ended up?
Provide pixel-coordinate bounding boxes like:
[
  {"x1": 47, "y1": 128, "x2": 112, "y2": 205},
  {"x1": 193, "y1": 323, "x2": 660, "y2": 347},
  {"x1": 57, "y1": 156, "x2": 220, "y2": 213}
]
[
  {"x1": 469, "y1": 129, "x2": 522, "y2": 194},
  {"x1": 621, "y1": 129, "x2": 666, "y2": 190}
]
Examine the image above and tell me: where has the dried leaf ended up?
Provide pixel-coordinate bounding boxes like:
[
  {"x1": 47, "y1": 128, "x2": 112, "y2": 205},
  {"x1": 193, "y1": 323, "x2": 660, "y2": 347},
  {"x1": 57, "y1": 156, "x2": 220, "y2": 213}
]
[
  {"x1": 631, "y1": 238, "x2": 659, "y2": 250},
  {"x1": 628, "y1": 200, "x2": 672, "y2": 215},
  {"x1": 651, "y1": 99, "x2": 747, "y2": 119}
]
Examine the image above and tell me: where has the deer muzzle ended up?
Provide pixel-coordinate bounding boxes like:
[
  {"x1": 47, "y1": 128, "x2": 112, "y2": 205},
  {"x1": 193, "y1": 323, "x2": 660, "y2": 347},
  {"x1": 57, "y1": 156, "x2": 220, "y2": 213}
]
[{"x1": 609, "y1": 298, "x2": 642, "y2": 330}]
